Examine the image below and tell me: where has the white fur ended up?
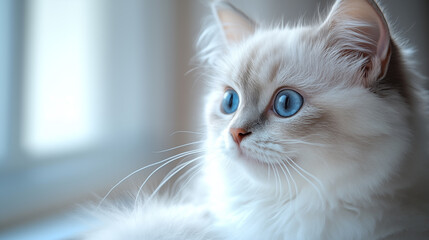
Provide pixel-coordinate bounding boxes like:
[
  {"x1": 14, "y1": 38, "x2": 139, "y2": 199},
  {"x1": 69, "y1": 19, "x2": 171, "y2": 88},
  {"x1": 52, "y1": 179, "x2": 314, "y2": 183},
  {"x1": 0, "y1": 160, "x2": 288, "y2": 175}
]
[
  {"x1": 85, "y1": 1, "x2": 429, "y2": 239},
  {"x1": 84, "y1": 198, "x2": 223, "y2": 240}
]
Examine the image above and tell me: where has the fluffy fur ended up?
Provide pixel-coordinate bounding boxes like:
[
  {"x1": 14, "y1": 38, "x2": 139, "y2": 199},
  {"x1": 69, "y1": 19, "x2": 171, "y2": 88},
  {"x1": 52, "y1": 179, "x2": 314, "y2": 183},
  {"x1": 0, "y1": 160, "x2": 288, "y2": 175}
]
[{"x1": 86, "y1": 0, "x2": 429, "y2": 239}]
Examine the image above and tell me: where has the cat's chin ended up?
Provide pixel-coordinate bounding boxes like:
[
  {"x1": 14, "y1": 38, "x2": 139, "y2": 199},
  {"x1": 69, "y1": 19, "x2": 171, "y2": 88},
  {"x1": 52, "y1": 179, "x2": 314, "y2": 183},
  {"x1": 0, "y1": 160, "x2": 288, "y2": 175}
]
[
  {"x1": 221, "y1": 138, "x2": 287, "y2": 180},
  {"x1": 221, "y1": 143, "x2": 262, "y2": 167},
  {"x1": 232, "y1": 146, "x2": 274, "y2": 172},
  {"x1": 225, "y1": 141, "x2": 275, "y2": 167},
  {"x1": 236, "y1": 152, "x2": 262, "y2": 165}
]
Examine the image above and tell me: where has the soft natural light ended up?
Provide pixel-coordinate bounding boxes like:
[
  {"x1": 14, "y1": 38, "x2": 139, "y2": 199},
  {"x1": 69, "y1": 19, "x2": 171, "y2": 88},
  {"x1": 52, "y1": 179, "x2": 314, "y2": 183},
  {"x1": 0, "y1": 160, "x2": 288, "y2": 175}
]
[
  {"x1": 23, "y1": 0, "x2": 103, "y2": 156},
  {"x1": 0, "y1": 0, "x2": 12, "y2": 160}
]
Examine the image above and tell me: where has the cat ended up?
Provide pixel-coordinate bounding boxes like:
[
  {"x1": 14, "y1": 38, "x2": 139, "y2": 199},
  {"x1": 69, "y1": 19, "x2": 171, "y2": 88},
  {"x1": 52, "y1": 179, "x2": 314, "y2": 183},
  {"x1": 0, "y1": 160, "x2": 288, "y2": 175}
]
[{"x1": 85, "y1": 0, "x2": 429, "y2": 239}]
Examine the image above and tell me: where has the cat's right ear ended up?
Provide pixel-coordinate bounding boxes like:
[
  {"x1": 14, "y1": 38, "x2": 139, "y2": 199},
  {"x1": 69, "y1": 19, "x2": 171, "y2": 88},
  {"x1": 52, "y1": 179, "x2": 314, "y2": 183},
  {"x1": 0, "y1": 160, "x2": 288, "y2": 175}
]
[
  {"x1": 212, "y1": 1, "x2": 256, "y2": 45},
  {"x1": 322, "y1": 0, "x2": 391, "y2": 84}
]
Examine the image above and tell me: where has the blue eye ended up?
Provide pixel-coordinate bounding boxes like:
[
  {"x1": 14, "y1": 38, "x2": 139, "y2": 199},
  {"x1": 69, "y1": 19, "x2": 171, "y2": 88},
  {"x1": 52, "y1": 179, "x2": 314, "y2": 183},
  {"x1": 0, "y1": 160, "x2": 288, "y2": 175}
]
[
  {"x1": 222, "y1": 89, "x2": 239, "y2": 114},
  {"x1": 273, "y1": 89, "x2": 303, "y2": 117}
]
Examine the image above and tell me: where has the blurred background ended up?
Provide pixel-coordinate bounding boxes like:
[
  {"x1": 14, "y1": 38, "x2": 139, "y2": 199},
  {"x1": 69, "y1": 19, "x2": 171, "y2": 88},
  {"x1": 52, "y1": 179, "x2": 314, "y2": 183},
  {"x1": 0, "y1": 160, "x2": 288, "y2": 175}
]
[{"x1": 0, "y1": 0, "x2": 427, "y2": 239}]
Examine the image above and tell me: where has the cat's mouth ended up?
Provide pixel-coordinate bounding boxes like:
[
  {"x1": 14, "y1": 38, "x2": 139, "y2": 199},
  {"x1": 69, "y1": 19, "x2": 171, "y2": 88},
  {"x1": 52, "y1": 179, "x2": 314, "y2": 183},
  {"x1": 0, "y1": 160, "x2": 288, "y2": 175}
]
[
  {"x1": 235, "y1": 142, "x2": 293, "y2": 168},
  {"x1": 236, "y1": 145, "x2": 272, "y2": 166}
]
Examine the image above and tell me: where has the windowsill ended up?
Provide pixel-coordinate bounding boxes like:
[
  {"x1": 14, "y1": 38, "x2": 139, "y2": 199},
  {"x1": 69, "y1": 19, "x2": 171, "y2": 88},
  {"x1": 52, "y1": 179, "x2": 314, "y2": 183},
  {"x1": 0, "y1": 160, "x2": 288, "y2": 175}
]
[
  {"x1": 0, "y1": 207, "x2": 100, "y2": 240},
  {"x1": 0, "y1": 140, "x2": 157, "y2": 229}
]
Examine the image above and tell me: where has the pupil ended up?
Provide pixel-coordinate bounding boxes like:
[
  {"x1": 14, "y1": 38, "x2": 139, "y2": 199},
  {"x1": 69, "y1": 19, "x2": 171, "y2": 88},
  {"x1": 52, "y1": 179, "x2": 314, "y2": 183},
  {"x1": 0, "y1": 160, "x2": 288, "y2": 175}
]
[
  {"x1": 228, "y1": 94, "x2": 233, "y2": 108},
  {"x1": 284, "y1": 95, "x2": 289, "y2": 109}
]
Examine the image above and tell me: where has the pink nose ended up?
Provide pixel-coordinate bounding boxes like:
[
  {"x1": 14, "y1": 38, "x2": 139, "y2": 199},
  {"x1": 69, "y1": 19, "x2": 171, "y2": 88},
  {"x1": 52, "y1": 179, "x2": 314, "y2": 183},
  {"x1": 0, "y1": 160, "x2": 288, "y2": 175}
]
[{"x1": 230, "y1": 128, "x2": 252, "y2": 145}]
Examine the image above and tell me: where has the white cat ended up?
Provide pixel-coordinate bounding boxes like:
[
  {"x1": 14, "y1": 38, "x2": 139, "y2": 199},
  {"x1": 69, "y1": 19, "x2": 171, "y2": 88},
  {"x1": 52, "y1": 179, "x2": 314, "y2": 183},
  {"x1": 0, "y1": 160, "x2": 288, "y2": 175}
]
[{"x1": 85, "y1": 0, "x2": 429, "y2": 239}]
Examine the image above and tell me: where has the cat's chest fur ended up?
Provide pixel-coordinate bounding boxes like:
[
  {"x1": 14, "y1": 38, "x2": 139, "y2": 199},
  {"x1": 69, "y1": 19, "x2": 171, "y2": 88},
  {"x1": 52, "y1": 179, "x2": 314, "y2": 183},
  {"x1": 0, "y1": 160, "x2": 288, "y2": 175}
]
[{"x1": 204, "y1": 151, "x2": 428, "y2": 240}]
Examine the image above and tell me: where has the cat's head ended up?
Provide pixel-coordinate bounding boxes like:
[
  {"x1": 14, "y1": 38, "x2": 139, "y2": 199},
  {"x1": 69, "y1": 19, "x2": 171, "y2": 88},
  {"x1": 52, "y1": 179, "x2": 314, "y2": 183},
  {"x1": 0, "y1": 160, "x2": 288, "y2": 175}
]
[{"x1": 201, "y1": 0, "x2": 411, "y2": 203}]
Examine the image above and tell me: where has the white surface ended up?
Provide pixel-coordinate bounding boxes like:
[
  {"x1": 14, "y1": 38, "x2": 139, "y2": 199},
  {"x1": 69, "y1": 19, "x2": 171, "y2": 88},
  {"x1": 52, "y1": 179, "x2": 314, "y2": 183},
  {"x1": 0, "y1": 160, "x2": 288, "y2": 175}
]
[{"x1": 0, "y1": 209, "x2": 99, "y2": 240}]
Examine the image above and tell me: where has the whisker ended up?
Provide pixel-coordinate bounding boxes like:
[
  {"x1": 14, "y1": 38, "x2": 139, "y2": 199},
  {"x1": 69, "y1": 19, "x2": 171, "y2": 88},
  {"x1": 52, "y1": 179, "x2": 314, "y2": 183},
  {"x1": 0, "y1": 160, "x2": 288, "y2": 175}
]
[
  {"x1": 277, "y1": 139, "x2": 326, "y2": 147},
  {"x1": 159, "y1": 154, "x2": 198, "y2": 191},
  {"x1": 185, "y1": 66, "x2": 200, "y2": 76},
  {"x1": 268, "y1": 162, "x2": 275, "y2": 196},
  {"x1": 161, "y1": 155, "x2": 195, "y2": 185},
  {"x1": 98, "y1": 150, "x2": 197, "y2": 209},
  {"x1": 268, "y1": 164, "x2": 296, "y2": 223},
  {"x1": 277, "y1": 160, "x2": 293, "y2": 202},
  {"x1": 284, "y1": 156, "x2": 324, "y2": 202},
  {"x1": 134, "y1": 149, "x2": 204, "y2": 207},
  {"x1": 287, "y1": 157, "x2": 324, "y2": 190},
  {"x1": 272, "y1": 163, "x2": 280, "y2": 197},
  {"x1": 175, "y1": 162, "x2": 204, "y2": 197},
  {"x1": 169, "y1": 130, "x2": 204, "y2": 137},
  {"x1": 280, "y1": 160, "x2": 298, "y2": 200},
  {"x1": 279, "y1": 160, "x2": 298, "y2": 213},
  {"x1": 173, "y1": 160, "x2": 204, "y2": 192},
  {"x1": 155, "y1": 140, "x2": 204, "y2": 153},
  {"x1": 147, "y1": 156, "x2": 204, "y2": 202}
]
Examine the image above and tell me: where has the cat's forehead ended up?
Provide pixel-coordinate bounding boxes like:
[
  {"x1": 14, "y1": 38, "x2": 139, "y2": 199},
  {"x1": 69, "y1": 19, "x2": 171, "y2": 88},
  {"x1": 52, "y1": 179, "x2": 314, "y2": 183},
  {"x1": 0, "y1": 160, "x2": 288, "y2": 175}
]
[{"x1": 221, "y1": 27, "x2": 345, "y2": 95}]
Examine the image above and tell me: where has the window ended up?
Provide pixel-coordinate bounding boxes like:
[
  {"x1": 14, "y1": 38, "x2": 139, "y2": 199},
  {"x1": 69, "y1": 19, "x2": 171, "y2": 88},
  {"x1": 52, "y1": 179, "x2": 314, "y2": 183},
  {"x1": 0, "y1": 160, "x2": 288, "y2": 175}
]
[
  {"x1": 0, "y1": 0, "x2": 178, "y2": 228},
  {"x1": 0, "y1": 0, "x2": 12, "y2": 161},
  {"x1": 23, "y1": 0, "x2": 103, "y2": 156}
]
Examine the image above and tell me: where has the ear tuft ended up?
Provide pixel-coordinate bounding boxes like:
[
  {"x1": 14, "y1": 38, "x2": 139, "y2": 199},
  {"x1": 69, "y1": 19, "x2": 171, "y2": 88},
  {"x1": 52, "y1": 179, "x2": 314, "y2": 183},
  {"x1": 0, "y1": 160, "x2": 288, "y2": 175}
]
[
  {"x1": 324, "y1": 0, "x2": 391, "y2": 84},
  {"x1": 212, "y1": 1, "x2": 256, "y2": 45}
]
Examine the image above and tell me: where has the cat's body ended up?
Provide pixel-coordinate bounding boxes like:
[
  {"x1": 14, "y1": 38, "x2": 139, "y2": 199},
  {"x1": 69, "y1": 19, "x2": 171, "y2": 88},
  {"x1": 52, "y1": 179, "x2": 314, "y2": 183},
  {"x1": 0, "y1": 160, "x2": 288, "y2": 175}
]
[{"x1": 86, "y1": 0, "x2": 429, "y2": 239}]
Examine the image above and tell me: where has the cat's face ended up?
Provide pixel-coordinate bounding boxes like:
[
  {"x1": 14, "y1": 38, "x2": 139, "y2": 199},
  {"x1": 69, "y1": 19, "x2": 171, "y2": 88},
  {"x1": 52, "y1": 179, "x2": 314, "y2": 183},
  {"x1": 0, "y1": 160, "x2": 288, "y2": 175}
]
[{"x1": 203, "y1": 0, "x2": 410, "y2": 200}]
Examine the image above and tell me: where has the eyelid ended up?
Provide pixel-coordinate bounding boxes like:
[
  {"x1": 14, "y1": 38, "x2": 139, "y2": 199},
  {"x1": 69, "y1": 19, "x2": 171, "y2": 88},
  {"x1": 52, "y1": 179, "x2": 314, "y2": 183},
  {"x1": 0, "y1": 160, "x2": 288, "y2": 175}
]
[
  {"x1": 224, "y1": 86, "x2": 238, "y2": 94},
  {"x1": 273, "y1": 86, "x2": 305, "y2": 98},
  {"x1": 223, "y1": 86, "x2": 242, "y2": 102}
]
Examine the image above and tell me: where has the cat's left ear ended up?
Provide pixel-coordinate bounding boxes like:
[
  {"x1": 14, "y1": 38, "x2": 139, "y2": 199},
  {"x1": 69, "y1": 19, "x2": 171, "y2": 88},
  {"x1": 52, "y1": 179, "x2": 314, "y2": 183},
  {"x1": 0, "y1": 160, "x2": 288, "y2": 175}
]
[
  {"x1": 323, "y1": 0, "x2": 391, "y2": 84},
  {"x1": 212, "y1": 1, "x2": 256, "y2": 45}
]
